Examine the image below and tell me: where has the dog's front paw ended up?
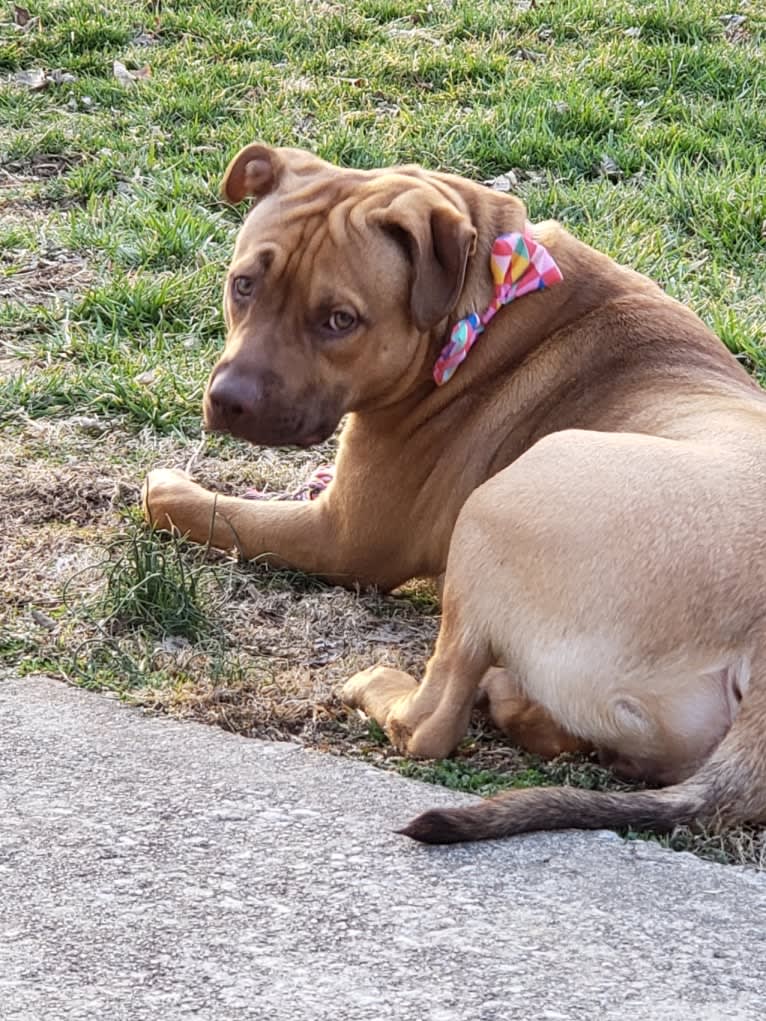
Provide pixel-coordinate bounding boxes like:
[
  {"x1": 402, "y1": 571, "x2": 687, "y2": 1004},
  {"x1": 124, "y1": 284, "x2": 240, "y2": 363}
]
[{"x1": 142, "y1": 468, "x2": 199, "y2": 531}]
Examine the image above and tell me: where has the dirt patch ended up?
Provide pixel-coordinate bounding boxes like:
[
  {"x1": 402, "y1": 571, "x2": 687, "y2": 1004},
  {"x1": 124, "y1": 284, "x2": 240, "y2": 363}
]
[
  {"x1": 0, "y1": 355, "x2": 29, "y2": 375},
  {"x1": 0, "y1": 523, "x2": 105, "y2": 610},
  {"x1": 0, "y1": 248, "x2": 94, "y2": 305},
  {"x1": 0, "y1": 196, "x2": 54, "y2": 223},
  {"x1": 0, "y1": 419, "x2": 330, "y2": 502},
  {"x1": 0, "y1": 179, "x2": 94, "y2": 308},
  {"x1": 0, "y1": 455, "x2": 119, "y2": 530},
  {"x1": 140, "y1": 580, "x2": 440, "y2": 742},
  {"x1": 224, "y1": 579, "x2": 438, "y2": 685},
  {"x1": 192, "y1": 437, "x2": 339, "y2": 496},
  {"x1": 0, "y1": 153, "x2": 82, "y2": 189}
]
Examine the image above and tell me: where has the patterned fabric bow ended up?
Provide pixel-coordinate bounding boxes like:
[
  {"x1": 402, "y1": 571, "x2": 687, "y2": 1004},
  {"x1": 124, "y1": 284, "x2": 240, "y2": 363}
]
[{"x1": 433, "y1": 231, "x2": 563, "y2": 386}]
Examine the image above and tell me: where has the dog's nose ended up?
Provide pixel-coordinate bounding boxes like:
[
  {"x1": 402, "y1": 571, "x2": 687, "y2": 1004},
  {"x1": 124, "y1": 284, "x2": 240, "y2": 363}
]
[{"x1": 207, "y1": 370, "x2": 257, "y2": 420}]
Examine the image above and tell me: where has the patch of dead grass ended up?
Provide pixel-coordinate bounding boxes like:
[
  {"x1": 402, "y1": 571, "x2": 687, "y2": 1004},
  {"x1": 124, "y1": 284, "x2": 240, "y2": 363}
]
[
  {"x1": 0, "y1": 199, "x2": 94, "y2": 308},
  {"x1": 0, "y1": 247, "x2": 94, "y2": 305},
  {"x1": 0, "y1": 524, "x2": 105, "y2": 613},
  {"x1": 129, "y1": 573, "x2": 439, "y2": 737},
  {"x1": 0, "y1": 153, "x2": 82, "y2": 189},
  {"x1": 179, "y1": 433, "x2": 340, "y2": 497},
  {"x1": 0, "y1": 354, "x2": 29, "y2": 375},
  {"x1": 0, "y1": 453, "x2": 118, "y2": 530},
  {"x1": 0, "y1": 153, "x2": 90, "y2": 318},
  {"x1": 657, "y1": 824, "x2": 766, "y2": 870},
  {"x1": 0, "y1": 417, "x2": 324, "y2": 504},
  {"x1": 0, "y1": 196, "x2": 54, "y2": 224}
]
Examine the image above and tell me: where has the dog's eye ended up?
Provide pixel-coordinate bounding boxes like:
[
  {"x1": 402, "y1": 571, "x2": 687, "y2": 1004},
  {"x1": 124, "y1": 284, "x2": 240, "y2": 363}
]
[
  {"x1": 232, "y1": 276, "x2": 254, "y2": 300},
  {"x1": 325, "y1": 310, "x2": 356, "y2": 333}
]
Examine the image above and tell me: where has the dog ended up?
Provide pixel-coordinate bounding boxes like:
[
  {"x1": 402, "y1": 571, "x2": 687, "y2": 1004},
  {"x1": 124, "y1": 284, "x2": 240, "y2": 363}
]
[{"x1": 143, "y1": 144, "x2": 766, "y2": 843}]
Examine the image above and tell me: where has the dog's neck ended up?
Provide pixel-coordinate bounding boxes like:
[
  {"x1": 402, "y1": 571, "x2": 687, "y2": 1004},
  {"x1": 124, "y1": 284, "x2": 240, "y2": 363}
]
[
  {"x1": 438, "y1": 185, "x2": 659, "y2": 384},
  {"x1": 357, "y1": 187, "x2": 656, "y2": 432},
  {"x1": 433, "y1": 229, "x2": 564, "y2": 386},
  {"x1": 400, "y1": 182, "x2": 617, "y2": 388}
]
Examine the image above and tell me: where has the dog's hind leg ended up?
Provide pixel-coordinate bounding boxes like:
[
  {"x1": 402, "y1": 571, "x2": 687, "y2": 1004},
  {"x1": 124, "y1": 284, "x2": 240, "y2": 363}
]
[
  {"x1": 342, "y1": 594, "x2": 493, "y2": 759},
  {"x1": 400, "y1": 630, "x2": 766, "y2": 843},
  {"x1": 479, "y1": 668, "x2": 593, "y2": 758}
]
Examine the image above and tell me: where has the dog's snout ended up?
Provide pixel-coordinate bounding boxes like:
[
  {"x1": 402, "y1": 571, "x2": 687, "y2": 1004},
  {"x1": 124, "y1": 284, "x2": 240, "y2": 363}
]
[
  {"x1": 207, "y1": 369, "x2": 258, "y2": 420},
  {"x1": 204, "y1": 364, "x2": 323, "y2": 446}
]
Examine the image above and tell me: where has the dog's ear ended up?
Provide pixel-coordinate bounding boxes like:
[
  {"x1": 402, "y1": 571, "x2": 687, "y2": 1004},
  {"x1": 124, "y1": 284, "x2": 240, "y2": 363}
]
[
  {"x1": 221, "y1": 144, "x2": 282, "y2": 204},
  {"x1": 373, "y1": 195, "x2": 477, "y2": 331}
]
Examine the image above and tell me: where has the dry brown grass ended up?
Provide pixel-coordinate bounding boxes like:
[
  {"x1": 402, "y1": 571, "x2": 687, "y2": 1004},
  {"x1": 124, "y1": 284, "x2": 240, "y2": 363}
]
[
  {"x1": 0, "y1": 158, "x2": 91, "y2": 353},
  {"x1": 0, "y1": 247, "x2": 93, "y2": 305},
  {"x1": 0, "y1": 413, "x2": 537, "y2": 784},
  {"x1": 0, "y1": 417, "x2": 432, "y2": 723},
  {"x1": 135, "y1": 580, "x2": 439, "y2": 748},
  {"x1": 656, "y1": 824, "x2": 766, "y2": 869},
  {"x1": 0, "y1": 154, "x2": 82, "y2": 186}
]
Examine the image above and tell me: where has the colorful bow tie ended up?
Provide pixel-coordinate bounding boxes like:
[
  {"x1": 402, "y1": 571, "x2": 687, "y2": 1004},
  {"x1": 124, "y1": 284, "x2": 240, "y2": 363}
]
[{"x1": 433, "y1": 231, "x2": 563, "y2": 386}]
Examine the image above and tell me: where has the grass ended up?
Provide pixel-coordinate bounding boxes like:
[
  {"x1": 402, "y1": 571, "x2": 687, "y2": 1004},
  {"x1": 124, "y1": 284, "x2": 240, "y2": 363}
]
[
  {"x1": 1, "y1": 0, "x2": 765, "y2": 867},
  {"x1": 91, "y1": 526, "x2": 225, "y2": 639}
]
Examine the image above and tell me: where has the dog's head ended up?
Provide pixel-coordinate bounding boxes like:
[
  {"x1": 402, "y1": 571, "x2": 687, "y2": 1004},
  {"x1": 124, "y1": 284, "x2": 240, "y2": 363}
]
[{"x1": 203, "y1": 144, "x2": 509, "y2": 447}]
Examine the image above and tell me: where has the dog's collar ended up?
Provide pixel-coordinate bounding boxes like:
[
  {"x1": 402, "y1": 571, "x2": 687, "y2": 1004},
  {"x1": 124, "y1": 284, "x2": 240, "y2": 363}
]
[{"x1": 433, "y1": 231, "x2": 563, "y2": 386}]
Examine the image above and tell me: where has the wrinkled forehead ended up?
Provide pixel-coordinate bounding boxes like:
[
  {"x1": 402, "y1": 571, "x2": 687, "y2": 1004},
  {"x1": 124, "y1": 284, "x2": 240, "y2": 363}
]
[
  {"x1": 229, "y1": 175, "x2": 412, "y2": 299},
  {"x1": 233, "y1": 169, "x2": 368, "y2": 248}
]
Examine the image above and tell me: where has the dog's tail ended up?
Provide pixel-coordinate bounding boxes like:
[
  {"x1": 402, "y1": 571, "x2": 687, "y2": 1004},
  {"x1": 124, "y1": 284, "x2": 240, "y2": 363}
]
[{"x1": 399, "y1": 677, "x2": 766, "y2": 844}]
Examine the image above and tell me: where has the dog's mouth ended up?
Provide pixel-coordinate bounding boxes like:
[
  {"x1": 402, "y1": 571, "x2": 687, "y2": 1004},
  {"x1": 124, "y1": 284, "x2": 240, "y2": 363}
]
[
  {"x1": 204, "y1": 417, "x2": 336, "y2": 449},
  {"x1": 203, "y1": 397, "x2": 338, "y2": 449}
]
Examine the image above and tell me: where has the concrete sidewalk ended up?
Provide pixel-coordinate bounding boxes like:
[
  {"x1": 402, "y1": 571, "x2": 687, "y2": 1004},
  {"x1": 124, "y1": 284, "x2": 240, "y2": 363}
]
[{"x1": 1, "y1": 675, "x2": 764, "y2": 1021}]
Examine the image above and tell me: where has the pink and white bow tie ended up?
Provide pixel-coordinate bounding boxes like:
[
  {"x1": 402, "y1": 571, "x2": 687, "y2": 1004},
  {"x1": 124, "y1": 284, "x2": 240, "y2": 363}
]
[{"x1": 433, "y1": 231, "x2": 563, "y2": 386}]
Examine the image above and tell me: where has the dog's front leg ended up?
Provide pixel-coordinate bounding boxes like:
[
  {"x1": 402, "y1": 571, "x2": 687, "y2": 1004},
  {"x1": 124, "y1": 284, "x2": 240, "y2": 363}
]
[{"x1": 142, "y1": 467, "x2": 403, "y2": 589}]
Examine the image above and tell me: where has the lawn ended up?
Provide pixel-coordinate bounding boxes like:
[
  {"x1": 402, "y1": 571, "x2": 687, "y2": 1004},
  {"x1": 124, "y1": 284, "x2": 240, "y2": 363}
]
[{"x1": 1, "y1": 0, "x2": 765, "y2": 866}]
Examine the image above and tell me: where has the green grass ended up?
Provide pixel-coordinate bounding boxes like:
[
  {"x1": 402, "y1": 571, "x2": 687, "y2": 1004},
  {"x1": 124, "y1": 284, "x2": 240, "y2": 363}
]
[
  {"x1": 93, "y1": 526, "x2": 224, "y2": 639},
  {"x1": 394, "y1": 753, "x2": 623, "y2": 796},
  {"x1": 1, "y1": 0, "x2": 764, "y2": 424},
  {"x1": 1, "y1": 0, "x2": 765, "y2": 866}
]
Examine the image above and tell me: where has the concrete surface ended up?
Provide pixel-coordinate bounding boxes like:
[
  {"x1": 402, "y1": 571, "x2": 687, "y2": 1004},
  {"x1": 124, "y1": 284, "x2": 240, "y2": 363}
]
[{"x1": 1, "y1": 674, "x2": 765, "y2": 1021}]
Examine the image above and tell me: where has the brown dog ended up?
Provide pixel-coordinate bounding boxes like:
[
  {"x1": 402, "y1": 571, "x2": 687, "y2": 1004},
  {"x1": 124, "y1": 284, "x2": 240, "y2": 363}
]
[{"x1": 143, "y1": 144, "x2": 766, "y2": 843}]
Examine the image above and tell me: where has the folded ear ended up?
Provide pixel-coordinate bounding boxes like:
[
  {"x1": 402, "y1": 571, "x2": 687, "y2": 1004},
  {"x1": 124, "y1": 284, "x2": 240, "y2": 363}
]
[
  {"x1": 221, "y1": 143, "x2": 282, "y2": 204},
  {"x1": 372, "y1": 195, "x2": 477, "y2": 331}
]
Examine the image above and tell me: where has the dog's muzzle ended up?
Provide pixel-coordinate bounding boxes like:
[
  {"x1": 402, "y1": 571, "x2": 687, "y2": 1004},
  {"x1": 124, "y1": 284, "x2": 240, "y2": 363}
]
[{"x1": 204, "y1": 366, "x2": 338, "y2": 448}]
